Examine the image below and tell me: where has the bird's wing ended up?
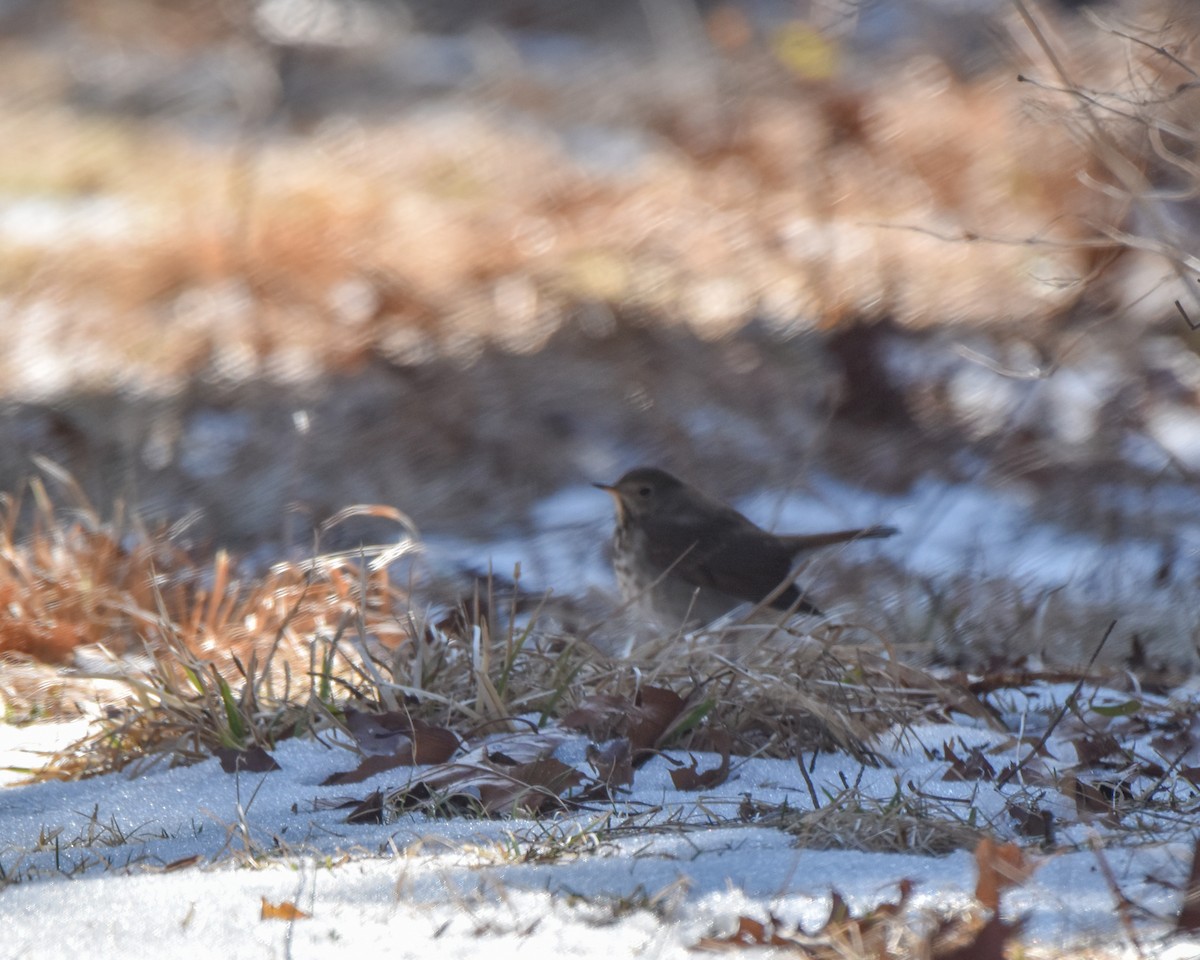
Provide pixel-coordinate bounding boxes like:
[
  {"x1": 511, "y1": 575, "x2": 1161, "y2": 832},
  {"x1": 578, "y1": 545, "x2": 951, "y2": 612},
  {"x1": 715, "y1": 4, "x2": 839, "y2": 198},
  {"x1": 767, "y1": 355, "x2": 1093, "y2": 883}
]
[{"x1": 642, "y1": 512, "x2": 798, "y2": 607}]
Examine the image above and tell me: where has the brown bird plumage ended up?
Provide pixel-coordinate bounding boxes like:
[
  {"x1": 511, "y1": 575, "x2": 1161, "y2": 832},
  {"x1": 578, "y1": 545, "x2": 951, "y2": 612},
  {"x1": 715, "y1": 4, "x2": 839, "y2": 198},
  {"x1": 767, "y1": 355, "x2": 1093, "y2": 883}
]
[{"x1": 595, "y1": 467, "x2": 897, "y2": 629}]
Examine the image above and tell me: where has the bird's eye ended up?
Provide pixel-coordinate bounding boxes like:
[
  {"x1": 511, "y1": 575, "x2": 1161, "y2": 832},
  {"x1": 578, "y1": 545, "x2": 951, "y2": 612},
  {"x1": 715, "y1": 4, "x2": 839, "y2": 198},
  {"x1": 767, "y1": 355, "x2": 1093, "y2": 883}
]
[{"x1": 638, "y1": 486, "x2": 652, "y2": 498}]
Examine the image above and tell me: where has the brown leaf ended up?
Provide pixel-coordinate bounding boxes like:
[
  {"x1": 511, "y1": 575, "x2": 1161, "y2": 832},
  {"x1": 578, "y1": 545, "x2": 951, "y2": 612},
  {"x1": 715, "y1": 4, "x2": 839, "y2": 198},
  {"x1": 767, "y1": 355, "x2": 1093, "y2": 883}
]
[
  {"x1": 338, "y1": 732, "x2": 592, "y2": 822},
  {"x1": 627, "y1": 686, "x2": 686, "y2": 753},
  {"x1": 401, "y1": 719, "x2": 463, "y2": 765},
  {"x1": 973, "y1": 837, "x2": 1032, "y2": 912},
  {"x1": 563, "y1": 686, "x2": 687, "y2": 759},
  {"x1": 933, "y1": 914, "x2": 1024, "y2": 960},
  {"x1": 941, "y1": 744, "x2": 996, "y2": 783},
  {"x1": 481, "y1": 734, "x2": 561, "y2": 766},
  {"x1": 1005, "y1": 799, "x2": 1054, "y2": 842},
  {"x1": 823, "y1": 890, "x2": 850, "y2": 930},
  {"x1": 695, "y1": 885, "x2": 915, "y2": 956},
  {"x1": 1151, "y1": 727, "x2": 1197, "y2": 758},
  {"x1": 321, "y1": 753, "x2": 411, "y2": 787},
  {"x1": 260, "y1": 898, "x2": 310, "y2": 921},
  {"x1": 694, "y1": 914, "x2": 801, "y2": 951},
  {"x1": 669, "y1": 733, "x2": 731, "y2": 791},
  {"x1": 1179, "y1": 766, "x2": 1200, "y2": 788},
  {"x1": 476, "y1": 758, "x2": 583, "y2": 816},
  {"x1": 586, "y1": 738, "x2": 634, "y2": 790},
  {"x1": 345, "y1": 789, "x2": 387, "y2": 824},
  {"x1": 561, "y1": 695, "x2": 630, "y2": 741},
  {"x1": 1068, "y1": 775, "x2": 1133, "y2": 818},
  {"x1": 374, "y1": 751, "x2": 585, "y2": 820},
  {"x1": 1073, "y1": 732, "x2": 1122, "y2": 767},
  {"x1": 732, "y1": 915, "x2": 769, "y2": 945},
  {"x1": 162, "y1": 854, "x2": 203, "y2": 872},
  {"x1": 824, "y1": 881, "x2": 914, "y2": 954},
  {"x1": 343, "y1": 710, "x2": 462, "y2": 762},
  {"x1": 322, "y1": 717, "x2": 460, "y2": 784},
  {"x1": 1177, "y1": 839, "x2": 1200, "y2": 932},
  {"x1": 871, "y1": 878, "x2": 915, "y2": 920},
  {"x1": 215, "y1": 745, "x2": 280, "y2": 774}
]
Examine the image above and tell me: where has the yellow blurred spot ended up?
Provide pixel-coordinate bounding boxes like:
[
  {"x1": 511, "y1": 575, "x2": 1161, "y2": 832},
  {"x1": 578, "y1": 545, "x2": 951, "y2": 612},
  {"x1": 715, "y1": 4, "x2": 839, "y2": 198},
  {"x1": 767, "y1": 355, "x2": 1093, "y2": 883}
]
[
  {"x1": 562, "y1": 250, "x2": 630, "y2": 301},
  {"x1": 771, "y1": 22, "x2": 839, "y2": 80}
]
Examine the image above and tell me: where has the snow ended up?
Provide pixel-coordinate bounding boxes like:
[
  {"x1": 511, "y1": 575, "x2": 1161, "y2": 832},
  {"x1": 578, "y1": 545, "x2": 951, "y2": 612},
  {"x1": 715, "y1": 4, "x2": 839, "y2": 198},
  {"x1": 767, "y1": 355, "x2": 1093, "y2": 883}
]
[
  {"x1": 423, "y1": 472, "x2": 1200, "y2": 612},
  {"x1": 5, "y1": 472, "x2": 1200, "y2": 957},
  {"x1": 3, "y1": 691, "x2": 1199, "y2": 958}
]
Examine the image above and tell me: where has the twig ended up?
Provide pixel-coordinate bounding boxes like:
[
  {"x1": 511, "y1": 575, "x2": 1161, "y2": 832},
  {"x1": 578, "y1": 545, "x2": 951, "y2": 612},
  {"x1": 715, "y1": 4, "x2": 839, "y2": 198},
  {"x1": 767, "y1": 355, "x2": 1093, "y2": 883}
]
[
  {"x1": 996, "y1": 620, "x2": 1117, "y2": 788},
  {"x1": 797, "y1": 750, "x2": 822, "y2": 810}
]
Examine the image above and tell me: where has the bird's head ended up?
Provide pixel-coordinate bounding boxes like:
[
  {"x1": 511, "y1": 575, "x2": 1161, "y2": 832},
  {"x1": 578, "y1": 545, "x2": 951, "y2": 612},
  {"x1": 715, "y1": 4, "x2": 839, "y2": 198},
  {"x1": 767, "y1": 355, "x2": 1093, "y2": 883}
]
[{"x1": 593, "y1": 467, "x2": 688, "y2": 523}]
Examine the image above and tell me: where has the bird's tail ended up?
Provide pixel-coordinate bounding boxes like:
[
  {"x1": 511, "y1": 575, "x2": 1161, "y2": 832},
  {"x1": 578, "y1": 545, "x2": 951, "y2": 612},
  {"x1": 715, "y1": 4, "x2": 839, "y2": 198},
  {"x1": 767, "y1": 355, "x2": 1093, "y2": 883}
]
[{"x1": 778, "y1": 524, "x2": 898, "y2": 555}]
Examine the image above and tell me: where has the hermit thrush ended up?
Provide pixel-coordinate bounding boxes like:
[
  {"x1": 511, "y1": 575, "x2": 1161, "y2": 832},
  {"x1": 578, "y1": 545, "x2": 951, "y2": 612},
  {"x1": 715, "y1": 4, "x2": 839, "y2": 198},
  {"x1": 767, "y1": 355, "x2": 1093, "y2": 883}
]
[{"x1": 595, "y1": 467, "x2": 897, "y2": 629}]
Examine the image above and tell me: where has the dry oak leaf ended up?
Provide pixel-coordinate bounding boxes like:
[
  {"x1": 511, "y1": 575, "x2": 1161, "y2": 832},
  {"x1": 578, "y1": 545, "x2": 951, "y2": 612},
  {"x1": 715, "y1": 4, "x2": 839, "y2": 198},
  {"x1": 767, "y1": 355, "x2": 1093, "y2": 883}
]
[
  {"x1": 321, "y1": 716, "x2": 460, "y2": 786},
  {"x1": 973, "y1": 837, "x2": 1033, "y2": 913},
  {"x1": 563, "y1": 685, "x2": 687, "y2": 758},
  {"x1": 260, "y1": 898, "x2": 310, "y2": 921},
  {"x1": 586, "y1": 738, "x2": 634, "y2": 791},
  {"x1": 216, "y1": 745, "x2": 281, "y2": 774},
  {"x1": 669, "y1": 731, "x2": 732, "y2": 791}
]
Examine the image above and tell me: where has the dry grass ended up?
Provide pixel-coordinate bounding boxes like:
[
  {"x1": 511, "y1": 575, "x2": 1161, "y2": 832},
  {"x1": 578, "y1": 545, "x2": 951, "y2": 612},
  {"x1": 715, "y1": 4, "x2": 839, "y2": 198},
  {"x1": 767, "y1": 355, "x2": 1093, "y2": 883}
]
[
  {"x1": 4, "y1": 476, "x2": 1199, "y2": 960},
  {"x1": 0, "y1": 463, "x2": 417, "y2": 720},
  {"x1": 0, "y1": 465, "x2": 402, "y2": 662},
  {"x1": 2, "y1": 8, "x2": 1200, "y2": 957},
  {"x1": 0, "y1": 468, "x2": 1188, "y2": 794},
  {"x1": 0, "y1": 463, "x2": 950, "y2": 777},
  {"x1": 0, "y1": 11, "x2": 1195, "y2": 955},
  {"x1": 0, "y1": 8, "x2": 1138, "y2": 400}
]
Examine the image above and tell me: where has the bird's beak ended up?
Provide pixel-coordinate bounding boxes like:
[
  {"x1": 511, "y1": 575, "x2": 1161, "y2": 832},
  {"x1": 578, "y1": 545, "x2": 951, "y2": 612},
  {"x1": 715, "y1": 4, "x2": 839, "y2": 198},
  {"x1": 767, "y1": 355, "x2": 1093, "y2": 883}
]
[{"x1": 593, "y1": 481, "x2": 623, "y2": 520}]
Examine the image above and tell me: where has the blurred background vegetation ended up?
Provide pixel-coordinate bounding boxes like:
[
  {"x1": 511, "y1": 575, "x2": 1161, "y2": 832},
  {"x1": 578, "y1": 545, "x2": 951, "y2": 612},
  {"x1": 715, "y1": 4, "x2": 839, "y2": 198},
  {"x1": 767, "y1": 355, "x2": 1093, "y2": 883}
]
[{"x1": 2, "y1": 0, "x2": 1200, "y2": 668}]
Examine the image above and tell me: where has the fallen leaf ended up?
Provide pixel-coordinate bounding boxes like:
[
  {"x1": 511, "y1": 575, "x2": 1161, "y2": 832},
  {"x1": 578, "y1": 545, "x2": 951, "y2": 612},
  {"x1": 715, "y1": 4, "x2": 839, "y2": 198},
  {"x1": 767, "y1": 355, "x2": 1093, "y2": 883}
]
[
  {"x1": 823, "y1": 890, "x2": 850, "y2": 930},
  {"x1": 371, "y1": 752, "x2": 585, "y2": 820},
  {"x1": 694, "y1": 914, "x2": 798, "y2": 950},
  {"x1": 1073, "y1": 732, "x2": 1122, "y2": 766},
  {"x1": 974, "y1": 837, "x2": 1032, "y2": 912},
  {"x1": 321, "y1": 753, "x2": 413, "y2": 787},
  {"x1": 586, "y1": 738, "x2": 634, "y2": 791},
  {"x1": 1005, "y1": 799, "x2": 1054, "y2": 842},
  {"x1": 627, "y1": 686, "x2": 686, "y2": 754},
  {"x1": 870, "y1": 878, "x2": 915, "y2": 921},
  {"x1": 1067, "y1": 774, "x2": 1133, "y2": 819},
  {"x1": 561, "y1": 695, "x2": 630, "y2": 741},
  {"x1": 933, "y1": 914, "x2": 1024, "y2": 960},
  {"x1": 162, "y1": 855, "x2": 203, "y2": 872},
  {"x1": 669, "y1": 732, "x2": 731, "y2": 791},
  {"x1": 345, "y1": 789, "x2": 388, "y2": 824},
  {"x1": 695, "y1": 882, "x2": 915, "y2": 956},
  {"x1": 482, "y1": 734, "x2": 562, "y2": 766},
  {"x1": 942, "y1": 743, "x2": 996, "y2": 782},
  {"x1": 260, "y1": 898, "x2": 310, "y2": 921},
  {"x1": 474, "y1": 757, "x2": 584, "y2": 816},
  {"x1": 321, "y1": 717, "x2": 460, "y2": 784},
  {"x1": 563, "y1": 686, "x2": 688, "y2": 760},
  {"x1": 1181, "y1": 766, "x2": 1200, "y2": 788},
  {"x1": 215, "y1": 746, "x2": 280, "y2": 774}
]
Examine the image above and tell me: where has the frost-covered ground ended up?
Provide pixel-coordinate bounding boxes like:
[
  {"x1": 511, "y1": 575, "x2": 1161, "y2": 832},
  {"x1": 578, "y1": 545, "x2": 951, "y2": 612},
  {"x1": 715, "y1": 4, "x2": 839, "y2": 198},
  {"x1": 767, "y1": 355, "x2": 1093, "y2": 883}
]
[
  {"x1": 427, "y1": 473, "x2": 1200, "y2": 602},
  {"x1": 419, "y1": 469, "x2": 1200, "y2": 673},
  {"x1": 4, "y1": 679, "x2": 1200, "y2": 959}
]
